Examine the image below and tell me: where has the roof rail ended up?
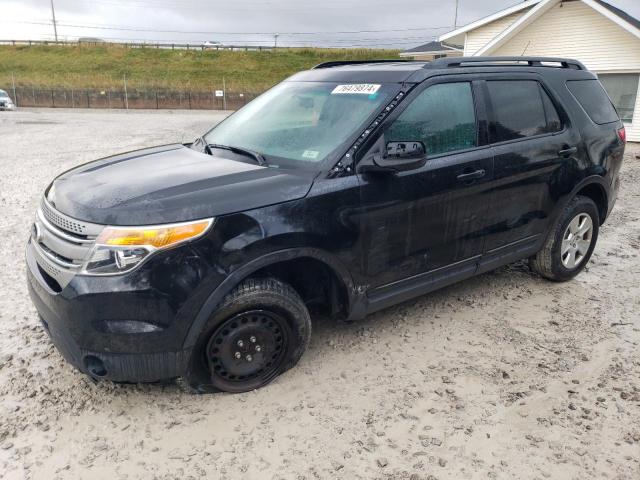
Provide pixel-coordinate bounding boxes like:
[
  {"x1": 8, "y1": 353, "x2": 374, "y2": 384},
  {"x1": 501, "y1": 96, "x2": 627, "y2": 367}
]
[
  {"x1": 424, "y1": 56, "x2": 586, "y2": 70},
  {"x1": 313, "y1": 59, "x2": 410, "y2": 69}
]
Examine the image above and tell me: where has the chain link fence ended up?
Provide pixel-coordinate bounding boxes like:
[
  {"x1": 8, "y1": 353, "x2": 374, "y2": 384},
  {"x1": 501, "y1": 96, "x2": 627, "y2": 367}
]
[{"x1": 4, "y1": 86, "x2": 260, "y2": 110}]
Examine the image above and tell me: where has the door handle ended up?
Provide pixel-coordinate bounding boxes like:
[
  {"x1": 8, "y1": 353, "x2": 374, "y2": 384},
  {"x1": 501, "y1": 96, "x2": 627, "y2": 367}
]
[
  {"x1": 457, "y1": 169, "x2": 486, "y2": 182},
  {"x1": 558, "y1": 146, "x2": 577, "y2": 157}
]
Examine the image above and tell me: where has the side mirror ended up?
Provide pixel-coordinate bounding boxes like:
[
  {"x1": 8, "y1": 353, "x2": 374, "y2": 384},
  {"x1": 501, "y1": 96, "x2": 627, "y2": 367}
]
[{"x1": 362, "y1": 140, "x2": 426, "y2": 174}]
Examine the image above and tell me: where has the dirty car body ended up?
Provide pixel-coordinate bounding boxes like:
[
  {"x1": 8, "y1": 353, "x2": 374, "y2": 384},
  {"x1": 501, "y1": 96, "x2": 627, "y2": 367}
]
[{"x1": 26, "y1": 57, "x2": 625, "y2": 391}]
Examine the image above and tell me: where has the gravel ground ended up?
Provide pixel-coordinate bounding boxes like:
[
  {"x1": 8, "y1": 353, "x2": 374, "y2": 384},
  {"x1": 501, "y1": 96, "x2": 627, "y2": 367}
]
[{"x1": 0, "y1": 108, "x2": 639, "y2": 480}]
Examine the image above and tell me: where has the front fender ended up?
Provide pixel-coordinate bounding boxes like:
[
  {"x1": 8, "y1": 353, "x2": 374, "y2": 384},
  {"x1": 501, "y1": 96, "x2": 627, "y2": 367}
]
[{"x1": 182, "y1": 247, "x2": 358, "y2": 348}]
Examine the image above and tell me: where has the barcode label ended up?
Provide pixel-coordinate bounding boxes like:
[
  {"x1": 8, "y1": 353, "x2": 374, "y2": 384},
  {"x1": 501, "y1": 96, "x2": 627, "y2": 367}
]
[{"x1": 331, "y1": 84, "x2": 381, "y2": 95}]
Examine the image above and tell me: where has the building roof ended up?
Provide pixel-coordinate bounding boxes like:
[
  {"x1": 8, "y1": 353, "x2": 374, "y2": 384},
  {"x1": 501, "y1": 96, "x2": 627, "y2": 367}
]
[
  {"x1": 401, "y1": 41, "x2": 462, "y2": 54},
  {"x1": 439, "y1": 0, "x2": 540, "y2": 43},
  {"x1": 438, "y1": 0, "x2": 640, "y2": 55},
  {"x1": 596, "y1": 0, "x2": 640, "y2": 31}
]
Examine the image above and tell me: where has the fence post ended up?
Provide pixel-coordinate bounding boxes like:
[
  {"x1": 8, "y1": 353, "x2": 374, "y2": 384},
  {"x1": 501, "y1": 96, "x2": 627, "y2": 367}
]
[
  {"x1": 123, "y1": 74, "x2": 129, "y2": 110},
  {"x1": 87, "y1": 91, "x2": 90, "y2": 108},
  {"x1": 222, "y1": 77, "x2": 227, "y2": 111},
  {"x1": 156, "y1": 91, "x2": 159, "y2": 109},
  {"x1": 71, "y1": 88, "x2": 74, "y2": 108},
  {"x1": 188, "y1": 91, "x2": 191, "y2": 109},
  {"x1": 51, "y1": 89, "x2": 55, "y2": 107},
  {"x1": 11, "y1": 72, "x2": 17, "y2": 107}
]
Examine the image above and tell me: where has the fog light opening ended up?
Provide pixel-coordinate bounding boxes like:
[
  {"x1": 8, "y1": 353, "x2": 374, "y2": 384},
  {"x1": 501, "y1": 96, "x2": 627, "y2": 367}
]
[{"x1": 84, "y1": 355, "x2": 107, "y2": 378}]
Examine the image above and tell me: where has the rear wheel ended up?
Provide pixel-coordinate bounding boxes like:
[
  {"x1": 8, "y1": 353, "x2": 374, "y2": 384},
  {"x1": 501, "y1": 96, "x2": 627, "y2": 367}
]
[
  {"x1": 184, "y1": 277, "x2": 311, "y2": 393},
  {"x1": 530, "y1": 195, "x2": 599, "y2": 282}
]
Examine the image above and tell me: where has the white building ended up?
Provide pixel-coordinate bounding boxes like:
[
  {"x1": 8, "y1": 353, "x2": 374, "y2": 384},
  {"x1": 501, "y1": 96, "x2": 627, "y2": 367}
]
[{"x1": 431, "y1": 0, "x2": 640, "y2": 141}]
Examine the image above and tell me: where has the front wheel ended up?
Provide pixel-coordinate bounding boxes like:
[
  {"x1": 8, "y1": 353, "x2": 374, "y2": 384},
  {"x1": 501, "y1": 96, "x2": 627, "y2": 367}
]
[
  {"x1": 530, "y1": 195, "x2": 599, "y2": 282},
  {"x1": 183, "y1": 277, "x2": 311, "y2": 393}
]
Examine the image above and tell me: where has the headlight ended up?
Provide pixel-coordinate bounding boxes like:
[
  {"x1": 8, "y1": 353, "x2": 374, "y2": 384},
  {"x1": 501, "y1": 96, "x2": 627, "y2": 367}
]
[{"x1": 82, "y1": 218, "x2": 213, "y2": 275}]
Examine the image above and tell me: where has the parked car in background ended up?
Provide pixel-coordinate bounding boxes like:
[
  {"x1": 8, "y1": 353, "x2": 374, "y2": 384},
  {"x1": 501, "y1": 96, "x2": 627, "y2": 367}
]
[
  {"x1": 203, "y1": 40, "x2": 223, "y2": 49},
  {"x1": 26, "y1": 57, "x2": 625, "y2": 393},
  {"x1": 0, "y1": 90, "x2": 15, "y2": 110}
]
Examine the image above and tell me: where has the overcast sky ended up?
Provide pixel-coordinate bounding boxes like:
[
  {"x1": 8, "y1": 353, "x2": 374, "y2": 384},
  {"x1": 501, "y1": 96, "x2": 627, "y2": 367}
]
[{"x1": 1, "y1": 0, "x2": 639, "y2": 49}]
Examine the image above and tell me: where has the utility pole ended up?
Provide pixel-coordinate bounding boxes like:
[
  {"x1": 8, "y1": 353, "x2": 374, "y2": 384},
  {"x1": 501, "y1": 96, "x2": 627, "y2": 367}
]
[
  {"x1": 50, "y1": 0, "x2": 58, "y2": 42},
  {"x1": 454, "y1": 0, "x2": 459, "y2": 28},
  {"x1": 274, "y1": 33, "x2": 279, "y2": 49}
]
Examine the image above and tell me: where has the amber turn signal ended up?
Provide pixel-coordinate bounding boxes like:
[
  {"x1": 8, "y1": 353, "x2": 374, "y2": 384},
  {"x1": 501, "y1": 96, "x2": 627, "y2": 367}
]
[{"x1": 96, "y1": 219, "x2": 213, "y2": 249}]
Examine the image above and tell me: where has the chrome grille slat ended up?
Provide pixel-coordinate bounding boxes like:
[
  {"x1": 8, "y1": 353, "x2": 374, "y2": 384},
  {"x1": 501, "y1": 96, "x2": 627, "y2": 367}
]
[
  {"x1": 31, "y1": 198, "x2": 104, "y2": 288},
  {"x1": 33, "y1": 240, "x2": 80, "y2": 269}
]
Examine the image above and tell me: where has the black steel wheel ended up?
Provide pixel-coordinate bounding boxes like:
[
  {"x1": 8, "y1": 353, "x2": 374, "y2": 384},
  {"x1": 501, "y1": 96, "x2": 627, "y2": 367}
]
[
  {"x1": 206, "y1": 310, "x2": 290, "y2": 391},
  {"x1": 183, "y1": 277, "x2": 311, "y2": 393}
]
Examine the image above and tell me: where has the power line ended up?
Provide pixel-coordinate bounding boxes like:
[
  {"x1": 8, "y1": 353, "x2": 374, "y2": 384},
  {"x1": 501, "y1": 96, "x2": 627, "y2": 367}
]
[{"x1": 0, "y1": 19, "x2": 454, "y2": 36}]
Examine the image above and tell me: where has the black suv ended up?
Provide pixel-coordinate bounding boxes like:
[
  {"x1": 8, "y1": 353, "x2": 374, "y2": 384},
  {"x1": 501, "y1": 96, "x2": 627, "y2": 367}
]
[{"x1": 26, "y1": 57, "x2": 626, "y2": 393}]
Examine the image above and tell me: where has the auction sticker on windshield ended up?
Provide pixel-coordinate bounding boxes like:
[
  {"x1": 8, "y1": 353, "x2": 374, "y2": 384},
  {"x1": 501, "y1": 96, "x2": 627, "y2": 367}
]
[{"x1": 331, "y1": 84, "x2": 381, "y2": 95}]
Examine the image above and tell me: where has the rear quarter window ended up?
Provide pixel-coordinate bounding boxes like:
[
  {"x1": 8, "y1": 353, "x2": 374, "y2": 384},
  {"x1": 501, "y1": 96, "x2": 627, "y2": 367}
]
[{"x1": 566, "y1": 79, "x2": 620, "y2": 125}]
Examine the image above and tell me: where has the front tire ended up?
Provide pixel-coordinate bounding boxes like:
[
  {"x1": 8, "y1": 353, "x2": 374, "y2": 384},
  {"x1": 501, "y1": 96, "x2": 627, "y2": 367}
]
[
  {"x1": 530, "y1": 195, "x2": 599, "y2": 282},
  {"x1": 184, "y1": 277, "x2": 311, "y2": 393}
]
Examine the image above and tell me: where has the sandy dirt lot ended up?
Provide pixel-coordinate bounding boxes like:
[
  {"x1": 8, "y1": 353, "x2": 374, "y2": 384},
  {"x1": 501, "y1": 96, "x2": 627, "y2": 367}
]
[{"x1": 0, "y1": 109, "x2": 638, "y2": 480}]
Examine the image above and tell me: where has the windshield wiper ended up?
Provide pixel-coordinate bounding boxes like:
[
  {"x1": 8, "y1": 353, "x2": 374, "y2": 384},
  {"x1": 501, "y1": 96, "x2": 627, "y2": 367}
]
[{"x1": 205, "y1": 142, "x2": 267, "y2": 166}]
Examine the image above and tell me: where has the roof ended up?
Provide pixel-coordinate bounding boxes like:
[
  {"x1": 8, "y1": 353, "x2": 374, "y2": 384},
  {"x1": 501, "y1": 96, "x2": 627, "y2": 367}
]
[
  {"x1": 292, "y1": 61, "x2": 428, "y2": 83},
  {"x1": 439, "y1": 0, "x2": 640, "y2": 50},
  {"x1": 596, "y1": 0, "x2": 640, "y2": 31},
  {"x1": 439, "y1": 0, "x2": 640, "y2": 55},
  {"x1": 439, "y1": 0, "x2": 540, "y2": 42},
  {"x1": 401, "y1": 41, "x2": 463, "y2": 54}
]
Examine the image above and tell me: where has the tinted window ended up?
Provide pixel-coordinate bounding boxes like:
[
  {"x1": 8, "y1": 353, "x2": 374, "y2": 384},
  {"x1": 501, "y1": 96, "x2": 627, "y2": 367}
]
[
  {"x1": 387, "y1": 82, "x2": 477, "y2": 156},
  {"x1": 567, "y1": 79, "x2": 619, "y2": 124},
  {"x1": 487, "y1": 80, "x2": 553, "y2": 142}
]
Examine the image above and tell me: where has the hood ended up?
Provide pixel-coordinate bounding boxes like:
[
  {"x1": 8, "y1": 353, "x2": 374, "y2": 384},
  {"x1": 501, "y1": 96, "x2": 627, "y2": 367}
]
[{"x1": 48, "y1": 144, "x2": 316, "y2": 225}]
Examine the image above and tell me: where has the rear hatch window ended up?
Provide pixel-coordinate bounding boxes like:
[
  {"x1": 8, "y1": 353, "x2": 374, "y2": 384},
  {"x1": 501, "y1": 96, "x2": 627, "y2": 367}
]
[{"x1": 567, "y1": 79, "x2": 620, "y2": 124}]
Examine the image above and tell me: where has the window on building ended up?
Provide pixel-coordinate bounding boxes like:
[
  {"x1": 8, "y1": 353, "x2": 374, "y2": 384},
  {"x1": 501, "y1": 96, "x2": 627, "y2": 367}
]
[
  {"x1": 599, "y1": 73, "x2": 639, "y2": 123},
  {"x1": 487, "y1": 80, "x2": 560, "y2": 142},
  {"x1": 386, "y1": 82, "x2": 477, "y2": 156}
]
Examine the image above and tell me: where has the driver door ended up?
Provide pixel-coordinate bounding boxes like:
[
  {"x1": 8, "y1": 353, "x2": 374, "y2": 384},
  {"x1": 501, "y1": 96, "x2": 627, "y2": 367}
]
[{"x1": 356, "y1": 80, "x2": 494, "y2": 302}]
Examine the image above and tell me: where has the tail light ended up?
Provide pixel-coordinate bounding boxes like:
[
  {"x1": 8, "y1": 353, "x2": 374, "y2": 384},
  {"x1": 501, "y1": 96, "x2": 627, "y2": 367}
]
[{"x1": 617, "y1": 126, "x2": 626, "y2": 144}]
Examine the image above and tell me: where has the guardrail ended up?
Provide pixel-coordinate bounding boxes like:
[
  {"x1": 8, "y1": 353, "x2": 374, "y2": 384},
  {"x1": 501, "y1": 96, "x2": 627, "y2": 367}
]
[{"x1": 0, "y1": 39, "x2": 276, "y2": 51}]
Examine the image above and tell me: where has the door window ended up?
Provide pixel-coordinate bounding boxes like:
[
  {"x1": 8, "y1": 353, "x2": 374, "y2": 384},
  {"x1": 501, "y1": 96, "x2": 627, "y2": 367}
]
[
  {"x1": 487, "y1": 80, "x2": 562, "y2": 142},
  {"x1": 386, "y1": 82, "x2": 477, "y2": 156}
]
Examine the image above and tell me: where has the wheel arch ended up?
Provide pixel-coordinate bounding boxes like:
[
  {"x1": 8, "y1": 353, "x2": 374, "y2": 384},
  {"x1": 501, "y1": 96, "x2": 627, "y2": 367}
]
[
  {"x1": 182, "y1": 248, "x2": 358, "y2": 348},
  {"x1": 574, "y1": 181, "x2": 608, "y2": 225},
  {"x1": 550, "y1": 175, "x2": 609, "y2": 229}
]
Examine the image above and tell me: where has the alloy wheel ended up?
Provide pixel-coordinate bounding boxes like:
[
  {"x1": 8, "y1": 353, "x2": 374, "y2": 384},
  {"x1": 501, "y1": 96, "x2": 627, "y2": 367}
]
[{"x1": 560, "y1": 213, "x2": 593, "y2": 269}]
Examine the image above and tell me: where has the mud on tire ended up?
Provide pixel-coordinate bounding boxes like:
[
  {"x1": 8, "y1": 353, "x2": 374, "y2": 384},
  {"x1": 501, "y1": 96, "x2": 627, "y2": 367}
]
[
  {"x1": 181, "y1": 277, "x2": 311, "y2": 393},
  {"x1": 530, "y1": 195, "x2": 599, "y2": 282}
]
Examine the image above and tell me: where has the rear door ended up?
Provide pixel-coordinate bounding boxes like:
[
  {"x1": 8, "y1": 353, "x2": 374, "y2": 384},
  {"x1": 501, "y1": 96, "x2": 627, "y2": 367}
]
[{"x1": 479, "y1": 75, "x2": 581, "y2": 263}]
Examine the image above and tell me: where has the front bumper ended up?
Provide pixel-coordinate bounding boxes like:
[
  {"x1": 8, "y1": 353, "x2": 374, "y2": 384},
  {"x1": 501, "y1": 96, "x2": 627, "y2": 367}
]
[{"x1": 26, "y1": 239, "x2": 194, "y2": 382}]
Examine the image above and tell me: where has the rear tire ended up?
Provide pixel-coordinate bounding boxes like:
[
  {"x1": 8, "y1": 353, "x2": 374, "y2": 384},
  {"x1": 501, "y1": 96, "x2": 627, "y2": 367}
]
[
  {"x1": 183, "y1": 277, "x2": 311, "y2": 393},
  {"x1": 530, "y1": 195, "x2": 599, "y2": 282}
]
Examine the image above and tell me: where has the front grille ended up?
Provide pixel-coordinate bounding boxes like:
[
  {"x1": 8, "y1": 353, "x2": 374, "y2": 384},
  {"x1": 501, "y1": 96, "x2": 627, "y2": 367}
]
[
  {"x1": 31, "y1": 199, "x2": 104, "y2": 289},
  {"x1": 41, "y1": 200, "x2": 89, "y2": 236}
]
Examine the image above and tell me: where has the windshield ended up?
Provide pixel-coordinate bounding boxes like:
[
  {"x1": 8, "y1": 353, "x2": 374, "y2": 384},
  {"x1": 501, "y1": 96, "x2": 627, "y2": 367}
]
[
  {"x1": 203, "y1": 81, "x2": 398, "y2": 168},
  {"x1": 0, "y1": 91, "x2": 8, "y2": 98}
]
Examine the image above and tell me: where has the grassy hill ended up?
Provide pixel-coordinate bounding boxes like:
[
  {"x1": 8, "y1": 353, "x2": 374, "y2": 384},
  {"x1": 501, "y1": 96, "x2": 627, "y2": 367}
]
[{"x1": 0, "y1": 44, "x2": 401, "y2": 92}]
